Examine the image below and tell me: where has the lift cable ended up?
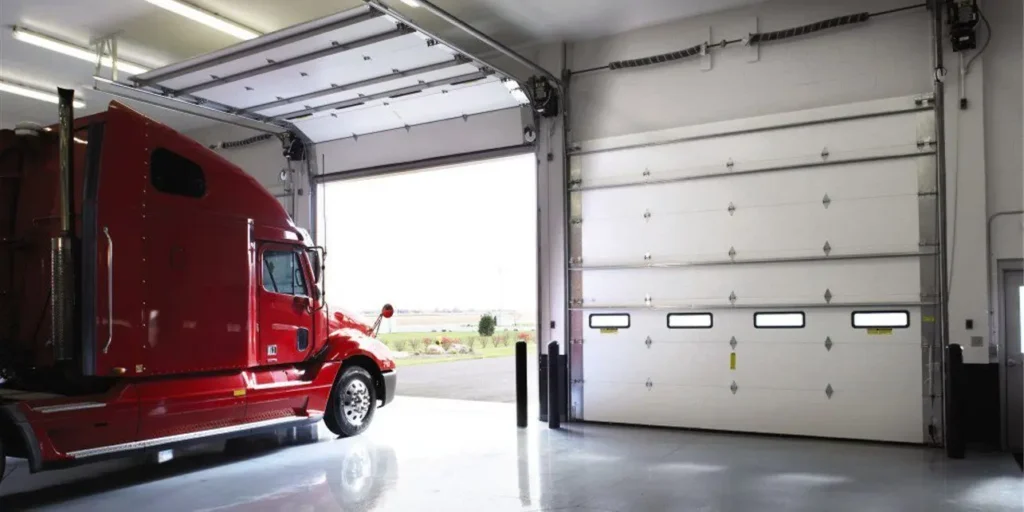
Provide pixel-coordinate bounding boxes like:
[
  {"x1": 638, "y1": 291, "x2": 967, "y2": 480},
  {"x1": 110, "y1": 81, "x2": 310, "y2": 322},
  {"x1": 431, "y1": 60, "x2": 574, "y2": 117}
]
[{"x1": 569, "y1": 3, "x2": 928, "y2": 76}]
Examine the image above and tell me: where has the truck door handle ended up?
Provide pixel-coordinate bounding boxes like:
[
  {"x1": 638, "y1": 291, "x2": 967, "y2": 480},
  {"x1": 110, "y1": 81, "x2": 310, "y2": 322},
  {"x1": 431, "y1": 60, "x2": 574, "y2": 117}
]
[{"x1": 102, "y1": 226, "x2": 113, "y2": 354}]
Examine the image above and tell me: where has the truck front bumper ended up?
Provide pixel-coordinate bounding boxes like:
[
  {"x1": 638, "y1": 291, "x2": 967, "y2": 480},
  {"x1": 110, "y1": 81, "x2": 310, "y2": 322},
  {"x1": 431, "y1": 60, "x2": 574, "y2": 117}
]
[{"x1": 381, "y1": 370, "x2": 397, "y2": 407}]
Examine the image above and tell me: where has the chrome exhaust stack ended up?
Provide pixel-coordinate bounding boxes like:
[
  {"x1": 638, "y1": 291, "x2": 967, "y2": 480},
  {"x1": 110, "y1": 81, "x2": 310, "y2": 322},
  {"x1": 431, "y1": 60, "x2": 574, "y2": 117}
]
[{"x1": 51, "y1": 88, "x2": 76, "y2": 361}]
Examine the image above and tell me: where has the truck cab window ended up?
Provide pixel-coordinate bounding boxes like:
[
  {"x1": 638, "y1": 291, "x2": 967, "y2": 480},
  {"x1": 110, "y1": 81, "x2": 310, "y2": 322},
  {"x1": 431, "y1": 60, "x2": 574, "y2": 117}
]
[
  {"x1": 151, "y1": 148, "x2": 206, "y2": 198},
  {"x1": 262, "y1": 250, "x2": 308, "y2": 296}
]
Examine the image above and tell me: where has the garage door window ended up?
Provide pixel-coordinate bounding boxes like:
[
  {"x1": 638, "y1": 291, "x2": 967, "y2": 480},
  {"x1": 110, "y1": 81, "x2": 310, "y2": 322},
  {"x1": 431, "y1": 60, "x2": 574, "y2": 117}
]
[
  {"x1": 589, "y1": 313, "x2": 630, "y2": 329},
  {"x1": 667, "y1": 313, "x2": 713, "y2": 329},
  {"x1": 852, "y1": 311, "x2": 910, "y2": 328},
  {"x1": 754, "y1": 312, "x2": 805, "y2": 328}
]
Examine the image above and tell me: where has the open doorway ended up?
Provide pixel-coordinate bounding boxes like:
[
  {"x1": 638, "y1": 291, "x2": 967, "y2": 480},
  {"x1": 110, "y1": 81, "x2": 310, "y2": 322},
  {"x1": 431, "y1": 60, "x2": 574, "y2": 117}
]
[{"x1": 317, "y1": 153, "x2": 537, "y2": 403}]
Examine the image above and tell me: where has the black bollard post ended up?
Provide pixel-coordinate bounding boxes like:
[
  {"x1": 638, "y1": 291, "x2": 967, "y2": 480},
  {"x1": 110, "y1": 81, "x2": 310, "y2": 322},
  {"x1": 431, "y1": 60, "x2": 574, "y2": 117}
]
[
  {"x1": 945, "y1": 343, "x2": 965, "y2": 459},
  {"x1": 547, "y1": 341, "x2": 560, "y2": 429},
  {"x1": 516, "y1": 341, "x2": 528, "y2": 427}
]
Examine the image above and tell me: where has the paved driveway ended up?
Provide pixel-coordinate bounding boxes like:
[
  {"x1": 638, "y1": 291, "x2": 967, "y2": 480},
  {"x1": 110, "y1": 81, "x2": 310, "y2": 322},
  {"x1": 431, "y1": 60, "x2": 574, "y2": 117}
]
[{"x1": 396, "y1": 355, "x2": 538, "y2": 403}]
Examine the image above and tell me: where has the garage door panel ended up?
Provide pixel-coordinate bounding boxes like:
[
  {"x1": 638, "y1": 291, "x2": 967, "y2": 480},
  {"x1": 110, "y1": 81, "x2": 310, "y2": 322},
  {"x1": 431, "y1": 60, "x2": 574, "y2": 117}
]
[
  {"x1": 583, "y1": 308, "x2": 922, "y2": 343},
  {"x1": 581, "y1": 258, "x2": 920, "y2": 306},
  {"x1": 572, "y1": 110, "x2": 929, "y2": 187},
  {"x1": 583, "y1": 380, "x2": 922, "y2": 442},
  {"x1": 572, "y1": 95, "x2": 934, "y2": 443},
  {"x1": 581, "y1": 196, "x2": 920, "y2": 265},
  {"x1": 254, "y1": 62, "x2": 480, "y2": 117},
  {"x1": 580, "y1": 158, "x2": 923, "y2": 218},
  {"x1": 160, "y1": 14, "x2": 402, "y2": 91}
]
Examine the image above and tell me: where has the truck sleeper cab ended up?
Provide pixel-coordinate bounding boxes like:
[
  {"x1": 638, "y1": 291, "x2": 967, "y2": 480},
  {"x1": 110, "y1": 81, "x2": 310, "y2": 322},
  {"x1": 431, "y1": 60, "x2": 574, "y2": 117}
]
[{"x1": 0, "y1": 99, "x2": 396, "y2": 477}]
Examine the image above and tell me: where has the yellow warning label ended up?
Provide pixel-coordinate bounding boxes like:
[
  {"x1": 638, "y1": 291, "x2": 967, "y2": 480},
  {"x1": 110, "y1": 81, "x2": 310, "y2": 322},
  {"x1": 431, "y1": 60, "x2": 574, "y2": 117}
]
[
  {"x1": 599, "y1": 328, "x2": 618, "y2": 334},
  {"x1": 867, "y1": 328, "x2": 893, "y2": 335},
  {"x1": 923, "y1": 315, "x2": 936, "y2": 323},
  {"x1": 730, "y1": 352, "x2": 736, "y2": 370},
  {"x1": 233, "y1": 389, "x2": 246, "y2": 397}
]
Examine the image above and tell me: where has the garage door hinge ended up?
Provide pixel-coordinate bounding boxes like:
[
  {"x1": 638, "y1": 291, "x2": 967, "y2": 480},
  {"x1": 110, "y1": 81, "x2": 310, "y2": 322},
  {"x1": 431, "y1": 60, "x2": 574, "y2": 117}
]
[
  {"x1": 569, "y1": 299, "x2": 584, "y2": 307},
  {"x1": 570, "y1": 256, "x2": 583, "y2": 266},
  {"x1": 726, "y1": 158, "x2": 735, "y2": 170},
  {"x1": 644, "y1": 294, "x2": 653, "y2": 306},
  {"x1": 823, "y1": 288, "x2": 833, "y2": 304},
  {"x1": 645, "y1": 336, "x2": 653, "y2": 348},
  {"x1": 642, "y1": 168, "x2": 652, "y2": 178},
  {"x1": 730, "y1": 381, "x2": 738, "y2": 394},
  {"x1": 824, "y1": 336, "x2": 833, "y2": 351},
  {"x1": 822, "y1": 194, "x2": 831, "y2": 209},
  {"x1": 727, "y1": 202, "x2": 736, "y2": 216},
  {"x1": 913, "y1": 94, "x2": 936, "y2": 106},
  {"x1": 728, "y1": 246, "x2": 737, "y2": 260},
  {"x1": 568, "y1": 178, "x2": 582, "y2": 189},
  {"x1": 916, "y1": 137, "x2": 937, "y2": 149},
  {"x1": 570, "y1": 217, "x2": 583, "y2": 226},
  {"x1": 825, "y1": 384, "x2": 834, "y2": 399},
  {"x1": 643, "y1": 209, "x2": 652, "y2": 221},
  {"x1": 823, "y1": 241, "x2": 832, "y2": 256},
  {"x1": 571, "y1": 339, "x2": 584, "y2": 345},
  {"x1": 729, "y1": 291, "x2": 737, "y2": 304},
  {"x1": 729, "y1": 336, "x2": 738, "y2": 349},
  {"x1": 820, "y1": 147, "x2": 830, "y2": 160},
  {"x1": 645, "y1": 378, "x2": 653, "y2": 390},
  {"x1": 572, "y1": 378, "x2": 585, "y2": 384}
]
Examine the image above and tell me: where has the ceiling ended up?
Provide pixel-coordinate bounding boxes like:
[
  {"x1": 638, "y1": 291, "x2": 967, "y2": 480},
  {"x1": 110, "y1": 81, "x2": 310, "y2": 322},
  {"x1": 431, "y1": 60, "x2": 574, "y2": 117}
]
[{"x1": 0, "y1": 0, "x2": 762, "y2": 131}]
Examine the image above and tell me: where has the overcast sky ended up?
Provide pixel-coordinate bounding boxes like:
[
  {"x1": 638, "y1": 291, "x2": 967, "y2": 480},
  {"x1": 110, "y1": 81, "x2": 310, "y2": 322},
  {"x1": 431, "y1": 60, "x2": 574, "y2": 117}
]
[{"x1": 317, "y1": 154, "x2": 536, "y2": 314}]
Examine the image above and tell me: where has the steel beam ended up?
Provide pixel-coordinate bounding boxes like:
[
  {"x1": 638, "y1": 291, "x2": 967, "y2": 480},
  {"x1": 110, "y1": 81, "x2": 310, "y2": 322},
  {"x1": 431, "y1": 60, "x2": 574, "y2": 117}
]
[
  {"x1": 371, "y1": 0, "x2": 561, "y2": 87},
  {"x1": 362, "y1": 0, "x2": 524, "y2": 84}
]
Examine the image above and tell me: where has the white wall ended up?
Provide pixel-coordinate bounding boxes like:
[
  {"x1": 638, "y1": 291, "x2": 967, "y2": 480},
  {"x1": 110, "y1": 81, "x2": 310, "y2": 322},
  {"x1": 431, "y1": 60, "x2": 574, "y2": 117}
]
[
  {"x1": 184, "y1": 123, "x2": 312, "y2": 231},
  {"x1": 553, "y1": 0, "x2": 1014, "y2": 364}
]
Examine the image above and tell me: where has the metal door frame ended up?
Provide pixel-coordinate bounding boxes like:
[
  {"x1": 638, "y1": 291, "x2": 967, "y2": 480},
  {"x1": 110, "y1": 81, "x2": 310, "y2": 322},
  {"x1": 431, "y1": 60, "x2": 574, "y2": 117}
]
[{"x1": 997, "y1": 259, "x2": 1023, "y2": 450}]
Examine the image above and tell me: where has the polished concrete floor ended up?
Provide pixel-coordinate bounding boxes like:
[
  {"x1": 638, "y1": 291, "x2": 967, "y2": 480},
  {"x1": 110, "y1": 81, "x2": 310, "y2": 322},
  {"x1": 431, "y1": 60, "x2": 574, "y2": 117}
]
[{"x1": 1, "y1": 397, "x2": 1021, "y2": 511}]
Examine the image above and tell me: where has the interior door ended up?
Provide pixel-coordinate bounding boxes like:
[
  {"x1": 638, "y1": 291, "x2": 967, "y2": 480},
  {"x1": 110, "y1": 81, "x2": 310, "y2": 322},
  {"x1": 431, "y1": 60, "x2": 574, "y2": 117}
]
[
  {"x1": 258, "y1": 243, "x2": 314, "y2": 366},
  {"x1": 1004, "y1": 270, "x2": 1022, "y2": 452}
]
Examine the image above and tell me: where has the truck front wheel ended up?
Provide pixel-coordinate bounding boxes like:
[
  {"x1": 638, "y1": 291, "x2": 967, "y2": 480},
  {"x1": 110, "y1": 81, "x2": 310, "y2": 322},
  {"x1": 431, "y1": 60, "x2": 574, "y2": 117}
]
[{"x1": 324, "y1": 366, "x2": 377, "y2": 438}]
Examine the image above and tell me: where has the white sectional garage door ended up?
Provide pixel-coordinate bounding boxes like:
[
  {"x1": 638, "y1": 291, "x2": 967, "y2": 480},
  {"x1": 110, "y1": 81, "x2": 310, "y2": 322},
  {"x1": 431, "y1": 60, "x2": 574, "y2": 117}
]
[{"x1": 568, "y1": 95, "x2": 939, "y2": 443}]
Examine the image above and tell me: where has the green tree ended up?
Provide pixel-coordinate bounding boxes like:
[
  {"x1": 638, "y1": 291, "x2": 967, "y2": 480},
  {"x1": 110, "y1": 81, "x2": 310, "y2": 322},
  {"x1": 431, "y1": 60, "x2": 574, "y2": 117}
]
[{"x1": 478, "y1": 314, "x2": 496, "y2": 337}]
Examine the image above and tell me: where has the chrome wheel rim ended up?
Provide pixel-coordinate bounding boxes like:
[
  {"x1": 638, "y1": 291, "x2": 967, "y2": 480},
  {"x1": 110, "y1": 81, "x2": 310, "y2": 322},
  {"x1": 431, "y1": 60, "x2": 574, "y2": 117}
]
[{"x1": 342, "y1": 380, "x2": 371, "y2": 426}]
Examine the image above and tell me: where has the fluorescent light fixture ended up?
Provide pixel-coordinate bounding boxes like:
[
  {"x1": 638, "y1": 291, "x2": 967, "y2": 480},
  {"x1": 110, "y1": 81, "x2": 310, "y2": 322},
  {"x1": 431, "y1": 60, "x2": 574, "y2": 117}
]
[
  {"x1": 145, "y1": 0, "x2": 260, "y2": 40},
  {"x1": 401, "y1": 0, "x2": 423, "y2": 6},
  {"x1": 12, "y1": 27, "x2": 149, "y2": 76},
  {"x1": 0, "y1": 79, "x2": 85, "y2": 108}
]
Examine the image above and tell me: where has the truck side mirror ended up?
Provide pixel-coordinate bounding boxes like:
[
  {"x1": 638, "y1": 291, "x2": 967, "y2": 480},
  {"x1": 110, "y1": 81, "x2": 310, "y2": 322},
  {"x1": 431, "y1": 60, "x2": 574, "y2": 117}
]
[
  {"x1": 307, "y1": 246, "x2": 325, "y2": 283},
  {"x1": 371, "y1": 303, "x2": 395, "y2": 337}
]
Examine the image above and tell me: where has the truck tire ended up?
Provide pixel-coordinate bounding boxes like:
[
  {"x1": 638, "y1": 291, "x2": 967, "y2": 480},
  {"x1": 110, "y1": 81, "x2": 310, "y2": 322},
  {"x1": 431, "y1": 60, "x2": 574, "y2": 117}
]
[{"x1": 324, "y1": 366, "x2": 377, "y2": 438}]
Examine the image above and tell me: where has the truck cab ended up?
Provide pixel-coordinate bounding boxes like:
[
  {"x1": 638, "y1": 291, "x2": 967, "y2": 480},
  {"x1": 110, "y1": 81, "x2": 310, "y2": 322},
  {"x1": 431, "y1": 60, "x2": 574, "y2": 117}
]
[{"x1": 0, "y1": 96, "x2": 395, "y2": 477}]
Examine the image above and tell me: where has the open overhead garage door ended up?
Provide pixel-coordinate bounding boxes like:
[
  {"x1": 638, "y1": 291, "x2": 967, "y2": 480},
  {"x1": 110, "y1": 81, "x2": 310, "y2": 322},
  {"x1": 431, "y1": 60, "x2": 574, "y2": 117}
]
[
  {"x1": 568, "y1": 95, "x2": 940, "y2": 443},
  {"x1": 100, "y1": 4, "x2": 528, "y2": 143}
]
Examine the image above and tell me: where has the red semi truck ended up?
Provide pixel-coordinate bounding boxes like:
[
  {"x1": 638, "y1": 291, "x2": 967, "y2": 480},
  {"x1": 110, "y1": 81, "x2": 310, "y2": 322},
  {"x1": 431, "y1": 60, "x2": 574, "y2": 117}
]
[{"x1": 0, "y1": 90, "x2": 396, "y2": 480}]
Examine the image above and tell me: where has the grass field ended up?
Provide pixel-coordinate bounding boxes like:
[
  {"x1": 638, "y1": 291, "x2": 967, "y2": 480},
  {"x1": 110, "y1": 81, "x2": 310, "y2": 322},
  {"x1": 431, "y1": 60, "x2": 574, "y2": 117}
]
[{"x1": 379, "y1": 330, "x2": 536, "y2": 367}]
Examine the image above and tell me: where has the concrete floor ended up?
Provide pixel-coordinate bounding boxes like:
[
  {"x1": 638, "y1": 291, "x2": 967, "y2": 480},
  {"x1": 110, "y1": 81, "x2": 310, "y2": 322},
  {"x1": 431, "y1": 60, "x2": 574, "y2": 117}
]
[
  {"x1": 397, "y1": 355, "x2": 538, "y2": 402},
  {"x1": 1, "y1": 397, "x2": 1021, "y2": 511}
]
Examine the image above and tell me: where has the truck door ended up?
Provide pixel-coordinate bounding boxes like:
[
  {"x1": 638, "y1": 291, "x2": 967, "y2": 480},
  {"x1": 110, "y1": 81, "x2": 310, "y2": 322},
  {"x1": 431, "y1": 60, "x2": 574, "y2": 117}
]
[{"x1": 258, "y1": 243, "x2": 315, "y2": 366}]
